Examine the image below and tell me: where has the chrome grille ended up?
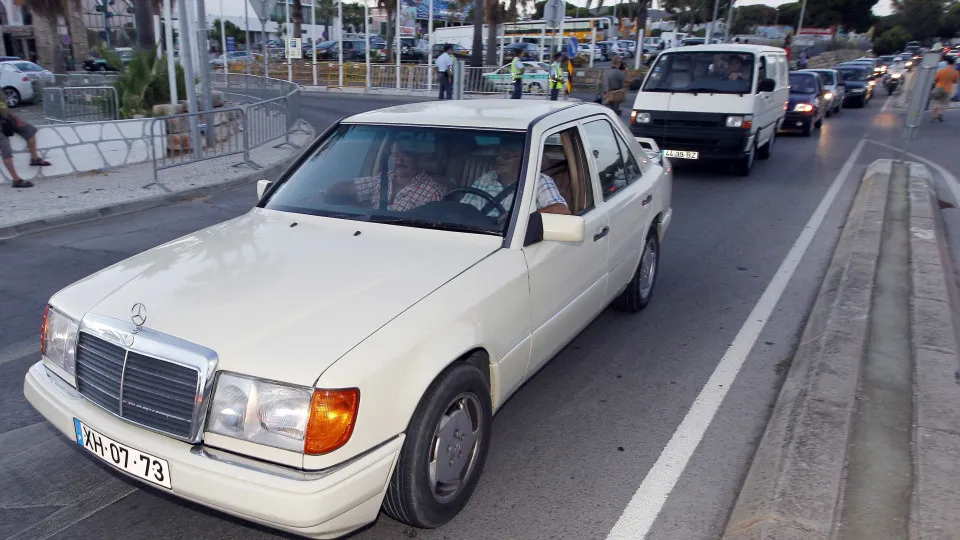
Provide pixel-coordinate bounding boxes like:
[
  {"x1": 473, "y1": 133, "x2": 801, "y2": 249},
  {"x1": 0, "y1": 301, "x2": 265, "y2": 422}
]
[{"x1": 75, "y1": 332, "x2": 200, "y2": 439}]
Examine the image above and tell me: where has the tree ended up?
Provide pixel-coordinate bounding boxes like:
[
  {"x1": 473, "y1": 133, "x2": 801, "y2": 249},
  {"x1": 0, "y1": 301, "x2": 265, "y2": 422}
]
[
  {"x1": 342, "y1": 3, "x2": 366, "y2": 32},
  {"x1": 472, "y1": 0, "x2": 484, "y2": 67},
  {"x1": 777, "y1": 2, "x2": 801, "y2": 26},
  {"x1": 134, "y1": 0, "x2": 155, "y2": 49},
  {"x1": 873, "y1": 25, "x2": 911, "y2": 53},
  {"x1": 532, "y1": 0, "x2": 579, "y2": 18},
  {"x1": 939, "y1": 1, "x2": 960, "y2": 38},
  {"x1": 293, "y1": 0, "x2": 304, "y2": 39},
  {"x1": 892, "y1": 0, "x2": 947, "y2": 41},
  {"x1": 377, "y1": 0, "x2": 397, "y2": 61},
  {"x1": 731, "y1": 4, "x2": 777, "y2": 35},
  {"x1": 209, "y1": 19, "x2": 247, "y2": 45},
  {"x1": 27, "y1": 0, "x2": 68, "y2": 73},
  {"x1": 486, "y1": 0, "x2": 503, "y2": 66},
  {"x1": 315, "y1": 0, "x2": 335, "y2": 38}
]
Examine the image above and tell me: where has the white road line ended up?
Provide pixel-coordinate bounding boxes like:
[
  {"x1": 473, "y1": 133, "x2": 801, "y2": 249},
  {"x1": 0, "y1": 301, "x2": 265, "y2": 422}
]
[
  {"x1": 882, "y1": 94, "x2": 894, "y2": 112},
  {"x1": 605, "y1": 138, "x2": 868, "y2": 540},
  {"x1": 867, "y1": 139, "x2": 960, "y2": 205}
]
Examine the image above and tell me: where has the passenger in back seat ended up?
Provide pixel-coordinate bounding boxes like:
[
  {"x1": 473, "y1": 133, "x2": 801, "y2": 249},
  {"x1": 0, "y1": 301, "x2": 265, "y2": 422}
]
[{"x1": 459, "y1": 144, "x2": 570, "y2": 216}]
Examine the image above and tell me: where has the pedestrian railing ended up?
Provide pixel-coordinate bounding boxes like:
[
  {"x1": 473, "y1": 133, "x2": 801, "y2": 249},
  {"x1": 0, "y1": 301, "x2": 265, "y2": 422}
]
[
  {"x1": 147, "y1": 74, "x2": 308, "y2": 190},
  {"x1": 53, "y1": 73, "x2": 121, "y2": 87},
  {"x1": 42, "y1": 86, "x2": 120, "y2": 123}
]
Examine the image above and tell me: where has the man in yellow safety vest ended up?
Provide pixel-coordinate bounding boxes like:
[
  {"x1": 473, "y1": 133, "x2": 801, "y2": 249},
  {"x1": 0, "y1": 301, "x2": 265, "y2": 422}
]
[
  {"x1": 549, "y1": 52, "x2": 564, "y2": 101},
  {"x1": 510, "y1": 53, "x2": 525, "y2": 99}
]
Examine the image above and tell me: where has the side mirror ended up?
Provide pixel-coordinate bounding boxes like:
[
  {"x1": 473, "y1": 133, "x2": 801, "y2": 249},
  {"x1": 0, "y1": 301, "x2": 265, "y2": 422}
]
[
  {"x1": 757, "y1": 77, "x2": 776, "y2": 93},
  {"x1": 524, "y1": 212, "x2": 585, "y2": 246},
  {"x1": 257, "y1": 179, "x2": 272, "y2": 199}
]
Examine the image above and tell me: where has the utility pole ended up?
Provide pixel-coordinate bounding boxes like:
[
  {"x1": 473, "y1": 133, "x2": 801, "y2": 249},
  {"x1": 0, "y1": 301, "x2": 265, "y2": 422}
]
[
  {"x1": 176, "y1": 0, "x2": 202, "y2": 158},
  {"x1": 706, "y1": 0, "x2": 719, "y2": 43},
  {"x1": 163, "y1": 0, "x2": 177, "y2": 104},
  {"x1": 725, "y1": 0, "x2": 735, "y2": 42},
  {"x1": 196, "y1": 0, "x2": 215, "y2": 151},
  {"x1": 796, "y1": 0, "x2": 807, "y2": 37}
]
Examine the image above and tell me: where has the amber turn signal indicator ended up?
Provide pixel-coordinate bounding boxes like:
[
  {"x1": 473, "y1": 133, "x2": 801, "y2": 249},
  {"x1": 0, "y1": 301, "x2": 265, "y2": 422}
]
[
  {"x1": 40, "y1": 305, "x2": 49, "y2": 355},
  {"x1": 304, "y1": 388, "x2": 360, "y2": 455}
]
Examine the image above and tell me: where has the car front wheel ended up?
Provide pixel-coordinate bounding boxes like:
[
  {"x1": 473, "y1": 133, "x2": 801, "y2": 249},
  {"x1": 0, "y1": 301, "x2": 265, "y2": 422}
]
[{"x1": 383, "y1": 361, "x2": 492, "y2": 528}]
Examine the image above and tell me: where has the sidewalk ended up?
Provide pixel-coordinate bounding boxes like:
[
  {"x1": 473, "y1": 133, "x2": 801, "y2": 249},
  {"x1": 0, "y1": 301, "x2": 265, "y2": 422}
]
[
  {"x1": 0, "y1": 126, "x2": 314, "y2": 239},
  {"x1": 723, "y1": 160, "x2": 960, "y2": 539}
]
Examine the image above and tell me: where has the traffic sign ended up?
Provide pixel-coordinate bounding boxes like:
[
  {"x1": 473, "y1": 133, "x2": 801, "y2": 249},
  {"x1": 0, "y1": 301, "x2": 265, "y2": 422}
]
[
  {"x1": 287, "y1": 38, "x2": 302, "y2": 59},
  {"x1": 567, "y1": 36, "x2": 578, "y2": 57},
  {"x1": 250, "y1": 0, "x2": 279, "y2": 22},
  {"x1": 543, "y1": 0, "x2": 564, "y2": 29},
  {"x1": 226, "y1": 37, "x2": 236, "y2": 52}
]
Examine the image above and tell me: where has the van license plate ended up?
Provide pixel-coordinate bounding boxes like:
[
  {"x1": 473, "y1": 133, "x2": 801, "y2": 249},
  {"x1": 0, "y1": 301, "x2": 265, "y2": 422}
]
[{"x1": 663, "y1": 150, "x2": 699, "y2": 159}]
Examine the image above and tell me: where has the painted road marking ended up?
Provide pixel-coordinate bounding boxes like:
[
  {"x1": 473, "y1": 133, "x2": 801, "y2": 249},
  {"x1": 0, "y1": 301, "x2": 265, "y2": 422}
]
[{"x1": 605, "y1": 138, "x2": 868, "y2": 539}]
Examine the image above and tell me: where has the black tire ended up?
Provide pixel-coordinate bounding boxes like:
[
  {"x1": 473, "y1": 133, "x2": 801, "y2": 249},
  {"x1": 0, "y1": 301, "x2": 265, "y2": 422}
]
[
  {"x1": 734, "y1": 138, "x2": 756, "y2": 176},
  {"x1": 383, "y1": 362, "x2": 492, "y2": 529},
  {"x1": 3, "y1": 87, "x2": 21, "y2": 108},
  {"x1": 613, "y1": 229, "x2": 660, "y2": 312},
  {"x1": 757, "y1": 130, "x2": 774, "y2": 160}
]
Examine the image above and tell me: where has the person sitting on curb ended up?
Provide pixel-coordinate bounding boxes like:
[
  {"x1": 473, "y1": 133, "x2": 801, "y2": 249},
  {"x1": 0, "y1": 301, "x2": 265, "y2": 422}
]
[{"x1": 1, "y1": 101, "x2": 51, "y2": 188}]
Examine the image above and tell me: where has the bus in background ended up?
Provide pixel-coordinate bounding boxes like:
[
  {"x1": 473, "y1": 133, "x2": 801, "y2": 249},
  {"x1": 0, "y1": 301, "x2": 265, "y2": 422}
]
[{"x1": 431, "y1": 17, "x2": 615, "y2": 53}]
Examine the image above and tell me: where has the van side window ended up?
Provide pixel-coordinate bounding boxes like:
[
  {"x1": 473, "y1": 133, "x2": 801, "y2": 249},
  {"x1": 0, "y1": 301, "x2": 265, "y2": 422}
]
[{"x1": 758, "y1": 56, "x2": 767, "y2": 83}]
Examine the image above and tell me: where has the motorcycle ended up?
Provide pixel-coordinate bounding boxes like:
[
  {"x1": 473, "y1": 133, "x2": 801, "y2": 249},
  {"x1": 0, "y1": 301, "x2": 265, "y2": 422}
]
[{"x1": 883, "y1": 72, "x2": 903, "y2": 95}]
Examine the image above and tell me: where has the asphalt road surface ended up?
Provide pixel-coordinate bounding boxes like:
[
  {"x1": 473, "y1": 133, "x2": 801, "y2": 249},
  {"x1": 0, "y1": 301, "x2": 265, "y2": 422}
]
[{"x1": 1, "y1": 91, "x2": 954, "y2": 540}]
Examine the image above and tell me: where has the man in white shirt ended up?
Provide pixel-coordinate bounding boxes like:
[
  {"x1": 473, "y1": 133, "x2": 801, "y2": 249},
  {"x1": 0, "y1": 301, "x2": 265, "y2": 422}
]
[
  {"x1": 436, "y1": 44, "x2": 454, "y2": 100},
  {"x1": 460, "y1": 144, "x2": 570, "y2": 216}
]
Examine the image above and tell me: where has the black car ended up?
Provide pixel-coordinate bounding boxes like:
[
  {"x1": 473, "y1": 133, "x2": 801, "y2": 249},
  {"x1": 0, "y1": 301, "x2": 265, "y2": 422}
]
[
  {"x1": 837, "y1": 66, "x2": 873, "y2": 107},
  {"x1": 782, "y1": 71, "x2": 827, "y2": 136}
]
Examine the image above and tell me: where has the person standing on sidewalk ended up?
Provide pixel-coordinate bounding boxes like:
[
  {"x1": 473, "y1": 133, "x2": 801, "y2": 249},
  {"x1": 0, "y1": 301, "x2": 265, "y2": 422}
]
[
  {"x1": 436, "y1": 44, "x2": 454, "y2": 100},
  {"x1": 548, "y1": 52, "x2": 564, "y2": 101},
  {"x1": 1, "y1": 101, "x2": 51, "y2": 188},
  {"x1": 931, "y1": 56, "x2": 958, "y2": 122},
  {"x1": 601, "y1": 56, "x2": 627, "y2": 115},
  {"x1": 510, "y1": 53, "x2": 525, "y2": 99}
]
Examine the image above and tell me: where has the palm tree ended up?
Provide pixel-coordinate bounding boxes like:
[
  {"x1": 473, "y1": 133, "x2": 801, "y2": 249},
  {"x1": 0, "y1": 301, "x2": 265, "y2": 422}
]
[
  {"x1": 470, "y1": 0, "x2": 483, "y2": 67},
  {"x1": 377, "y1": 0, "x2": 397, "y2": 62},
  {"x1": 485, "y1": 0, "x2": 500, "y2": 66},
  {"x1": 292, "y1": 0, "x2": 304, "y2": 40},
  {"x1": 27, "y1": 0, "x2": 67, "y2": 73},
  {"x1": 135, "y1": 0, "x2": 156, "y2": 49}
]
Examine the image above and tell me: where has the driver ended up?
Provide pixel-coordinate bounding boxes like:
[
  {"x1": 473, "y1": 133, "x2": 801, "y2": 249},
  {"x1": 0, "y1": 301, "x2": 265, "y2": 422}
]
[
  {"x1": 328, "y1": 143, "x2": 445, "y2": 211},
  {"x1": 459, "y1": 144, "x2": 570, "y2": 216}
]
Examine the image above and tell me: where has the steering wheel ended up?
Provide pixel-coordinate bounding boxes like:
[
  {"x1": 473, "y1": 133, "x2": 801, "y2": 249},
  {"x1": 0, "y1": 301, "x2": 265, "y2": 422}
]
[{"x1": 442, "y1": 187, "x2": 508, "y2": 216}]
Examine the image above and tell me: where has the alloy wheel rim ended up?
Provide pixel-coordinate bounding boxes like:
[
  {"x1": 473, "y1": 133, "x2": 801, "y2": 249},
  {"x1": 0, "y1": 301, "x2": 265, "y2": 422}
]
[
  {"x1": 639, "y1": 238, "x2": 658, "y2": 299},
  {"x1": 428, "y1": 392, "x2": 483, "y2": 504}
]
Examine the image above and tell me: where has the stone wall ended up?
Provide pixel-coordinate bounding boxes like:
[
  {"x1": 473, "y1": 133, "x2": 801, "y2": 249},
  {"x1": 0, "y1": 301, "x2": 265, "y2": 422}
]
[{"x1": 0, "y1": 118, "x2": 161, "y2": 183}]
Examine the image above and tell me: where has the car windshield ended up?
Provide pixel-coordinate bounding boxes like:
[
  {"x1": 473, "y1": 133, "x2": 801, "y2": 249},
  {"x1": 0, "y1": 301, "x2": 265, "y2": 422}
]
[
  {"x1": 838, "y1": 68, "x2": 868, "y2": 81},
  {"x1": 789, "y1": 73, "x2": 817, "y2": 93},
  {"x1": 813, "y1": 70, "x2": 835, "y2": 84},
  {"x1": 644, "y1": 51, "x2": 754, "y2": 94},
  {"x1": 263, "y1": 124, "x2": 528, "y2": 235}
]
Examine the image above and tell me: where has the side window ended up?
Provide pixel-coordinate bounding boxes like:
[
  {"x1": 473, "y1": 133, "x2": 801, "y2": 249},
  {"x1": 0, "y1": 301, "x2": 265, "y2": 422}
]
[
  {"x1": 582, "y1": 119, "x2": 628, "y2": 200},
  {"x1": 758, "y1": 56, "x2": 767, "y2": 83},
  {"x1": 614, "y1": 134, "x2": 642, "y2": 182},
  {"x1": 538, "y1": 127, "x2": 594, "y2": 214}
]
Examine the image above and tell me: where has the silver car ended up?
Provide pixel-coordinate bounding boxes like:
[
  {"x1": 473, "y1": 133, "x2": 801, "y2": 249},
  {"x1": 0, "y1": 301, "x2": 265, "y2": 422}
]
[{"x1": 800, "y1": 68, "x2": 845, "y2": 116}]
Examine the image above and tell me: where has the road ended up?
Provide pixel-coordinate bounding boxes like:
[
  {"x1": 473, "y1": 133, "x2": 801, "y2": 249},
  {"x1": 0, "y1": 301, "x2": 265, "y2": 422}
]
[{"x1": 1, "y1": 91, "x2": 954, "y2": 540}]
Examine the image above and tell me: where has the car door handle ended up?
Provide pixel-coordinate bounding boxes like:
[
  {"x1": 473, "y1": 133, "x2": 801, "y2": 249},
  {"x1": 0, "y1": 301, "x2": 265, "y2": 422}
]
[
  {"x1": 641, "y1": 194, "x2": 653, "y2": 206},
  {"x1": 594, "y1": 226, "x2": 610, "y2": 241}
]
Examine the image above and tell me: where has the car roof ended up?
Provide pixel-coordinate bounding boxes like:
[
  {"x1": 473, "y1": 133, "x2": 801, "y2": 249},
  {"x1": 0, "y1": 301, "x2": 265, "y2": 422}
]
[
  {"x1": 658, "y1": 43, "x2": 785, "y2": 54},
  {"x1": 344, "y1": 99, "x2": 580, "y2": 130}
]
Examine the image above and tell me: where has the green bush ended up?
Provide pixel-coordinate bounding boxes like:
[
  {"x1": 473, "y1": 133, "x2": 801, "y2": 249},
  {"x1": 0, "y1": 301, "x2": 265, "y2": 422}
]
[{"x1": 97, "y1": 44, "x2": 189, "y2": 118}]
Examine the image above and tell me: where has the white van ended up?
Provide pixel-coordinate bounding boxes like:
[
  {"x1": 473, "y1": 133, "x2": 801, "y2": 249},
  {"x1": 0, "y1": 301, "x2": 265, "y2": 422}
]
[{"x1": 628, "y1": 44, "x2": 789, "y2": 176}]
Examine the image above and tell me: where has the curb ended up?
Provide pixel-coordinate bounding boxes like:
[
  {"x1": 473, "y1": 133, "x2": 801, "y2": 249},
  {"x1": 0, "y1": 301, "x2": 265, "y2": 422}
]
[
  {"x1": 906, "y1": 163, "x2": 960, "y2": 539},
  {"x1": 722, "y1": 159, "x2": 893, "y2": 540},
  {"x1": 0, "y1": 159, "x2": 290, "y2": 242}
]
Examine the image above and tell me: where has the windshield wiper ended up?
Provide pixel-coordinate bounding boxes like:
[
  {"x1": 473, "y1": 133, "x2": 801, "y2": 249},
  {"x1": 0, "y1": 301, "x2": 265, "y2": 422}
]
[{"x1": 367, "y1": 216, "x2": 500, "y2": 235}]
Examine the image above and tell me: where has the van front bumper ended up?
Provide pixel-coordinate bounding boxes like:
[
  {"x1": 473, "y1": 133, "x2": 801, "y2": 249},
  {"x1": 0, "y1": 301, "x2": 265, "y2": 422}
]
[
  {"x1": 23, "y1": 361, "x2": 403, "y2": 539},
  {"x1": 630, "y1": 123, "x2": 753, "y2": 161}
]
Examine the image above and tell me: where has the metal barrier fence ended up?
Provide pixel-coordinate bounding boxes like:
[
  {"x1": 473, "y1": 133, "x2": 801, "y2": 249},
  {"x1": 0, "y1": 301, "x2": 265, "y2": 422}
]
[
  {"x1": 149, "y1": 74, "x2": 306, "y2": 189},
  {"x1": 53, "y1": 73, "x2": 121, "y2": 87},
  {"x1": 43, "y1": 86, "x2": 120, "y2": 123}
]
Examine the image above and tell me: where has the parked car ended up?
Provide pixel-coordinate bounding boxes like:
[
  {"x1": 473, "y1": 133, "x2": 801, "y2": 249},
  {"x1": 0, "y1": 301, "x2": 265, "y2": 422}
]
[
  {"x1": 503, "y1": 42, "x2": 539, "y2": 61},
  {"x1": 629, "y1": 44, "x2": 790, "y2": 176},
  {"x1": 209, "y1": 51, "x2": 259, "y2": 66},
  {"x1": 781, "y1": 71, "x2": 827, "y2": 136},
  {"x1": 799, "y1": 68, "x2": 844, "y2": 116},
  {"x1": 482, "y1": 60, "x2": 567, "y2": 94},
  {"x1": 0, "y1": 61, "x2": 36, "y2": 107},
  {"x1": 836, "y1": 65, "x2": 874, "y2": 107},
  {"x1": 2, "y1": 60, "x2": 55, "y2": 87},
  {"x1": 24, "y1": 99, "x2": 673, "y2": 540}
]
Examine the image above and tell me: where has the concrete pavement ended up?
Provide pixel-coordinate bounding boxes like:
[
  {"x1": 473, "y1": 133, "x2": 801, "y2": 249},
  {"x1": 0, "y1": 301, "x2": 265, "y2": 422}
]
[{"x1": 1, "y1": 92, "x2": 956, "y2": 540}]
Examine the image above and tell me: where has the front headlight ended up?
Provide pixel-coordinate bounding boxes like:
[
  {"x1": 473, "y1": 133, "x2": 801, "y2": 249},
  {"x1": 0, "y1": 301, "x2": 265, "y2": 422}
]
[
  {"x1": 632, "y1": 111, "x2": 651, "y2": 124},
  {"x1": 41, "y1": 305, "x2": 79, "y2": 383},
  {"x1": 206, "y1": 372, "x2": 360, "y2": 455},
  {"x1": 824, "y1": 92, "x2": 834, "y2": 100},
  {"x1": 794, "y1": 103, "x2": 815, "y2": 113},
  {"x1": 892, "y1": 72, "x2": 902, "y2": 78}
]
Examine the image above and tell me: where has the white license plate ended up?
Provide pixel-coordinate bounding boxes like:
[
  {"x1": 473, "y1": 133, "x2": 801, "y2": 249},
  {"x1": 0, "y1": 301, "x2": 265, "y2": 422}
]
[
  {"x1": 73, "y1": 419, "x2": 172, "y2": 489},
  {"x1": 663, "y1": 150, "x2": 699, "y2": 159}
]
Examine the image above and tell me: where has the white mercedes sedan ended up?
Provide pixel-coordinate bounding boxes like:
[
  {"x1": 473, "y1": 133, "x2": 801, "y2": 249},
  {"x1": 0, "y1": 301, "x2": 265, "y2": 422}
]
[{"x1": 24, "y1": 99, "x2": 673, "y2": 538}]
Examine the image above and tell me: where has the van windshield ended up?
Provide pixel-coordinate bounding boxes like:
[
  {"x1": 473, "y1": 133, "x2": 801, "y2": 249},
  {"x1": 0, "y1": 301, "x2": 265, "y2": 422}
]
[{"x1": 643, "y1": 51, "x2": 755, "y2": 94}]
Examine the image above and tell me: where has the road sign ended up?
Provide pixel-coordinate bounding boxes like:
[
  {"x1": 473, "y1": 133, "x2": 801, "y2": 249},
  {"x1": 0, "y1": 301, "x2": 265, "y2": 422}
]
[
  {"x1": 567, "y1": 36, "x2": 578, "y2": 58},
  {"x1": 250, "y1": 0, "x2": 278, "y2": 22},
  {"x1": 287, "y1": 38, "x2": 302, "y2": 59},
  {"x1": 226, "y1": 37, "x2": 236, "y2": 52},
  {"x1": 543, "y1": 0, "x2": 564, "y2": 29}
]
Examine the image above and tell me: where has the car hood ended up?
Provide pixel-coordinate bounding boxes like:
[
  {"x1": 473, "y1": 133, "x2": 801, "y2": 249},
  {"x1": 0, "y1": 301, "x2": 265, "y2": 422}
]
[
  {"x1": 841, "y1": 80, "x2": 868, "y2": 89},
  {"x1": 789, "y1": 91, "x2": 817, "y2": 104},
  {"x1": 52, "y1": 209, "x2": 502, "y2": 386}
]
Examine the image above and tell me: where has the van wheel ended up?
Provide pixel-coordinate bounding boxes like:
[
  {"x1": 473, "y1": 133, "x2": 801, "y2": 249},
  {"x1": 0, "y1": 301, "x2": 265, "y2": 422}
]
[
  {"x1": 734, "y1": 139, "x2": 756, "y2": 176},
  {"x1": 757, "y1": 131, "x2": 774, "y2": 160}
]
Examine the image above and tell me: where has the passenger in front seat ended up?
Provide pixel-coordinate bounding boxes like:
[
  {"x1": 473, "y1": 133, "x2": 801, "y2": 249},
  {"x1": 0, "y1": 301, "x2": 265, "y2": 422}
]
[{"x1": 459, "y1": 144, "x2": 570, "y2": 216}]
